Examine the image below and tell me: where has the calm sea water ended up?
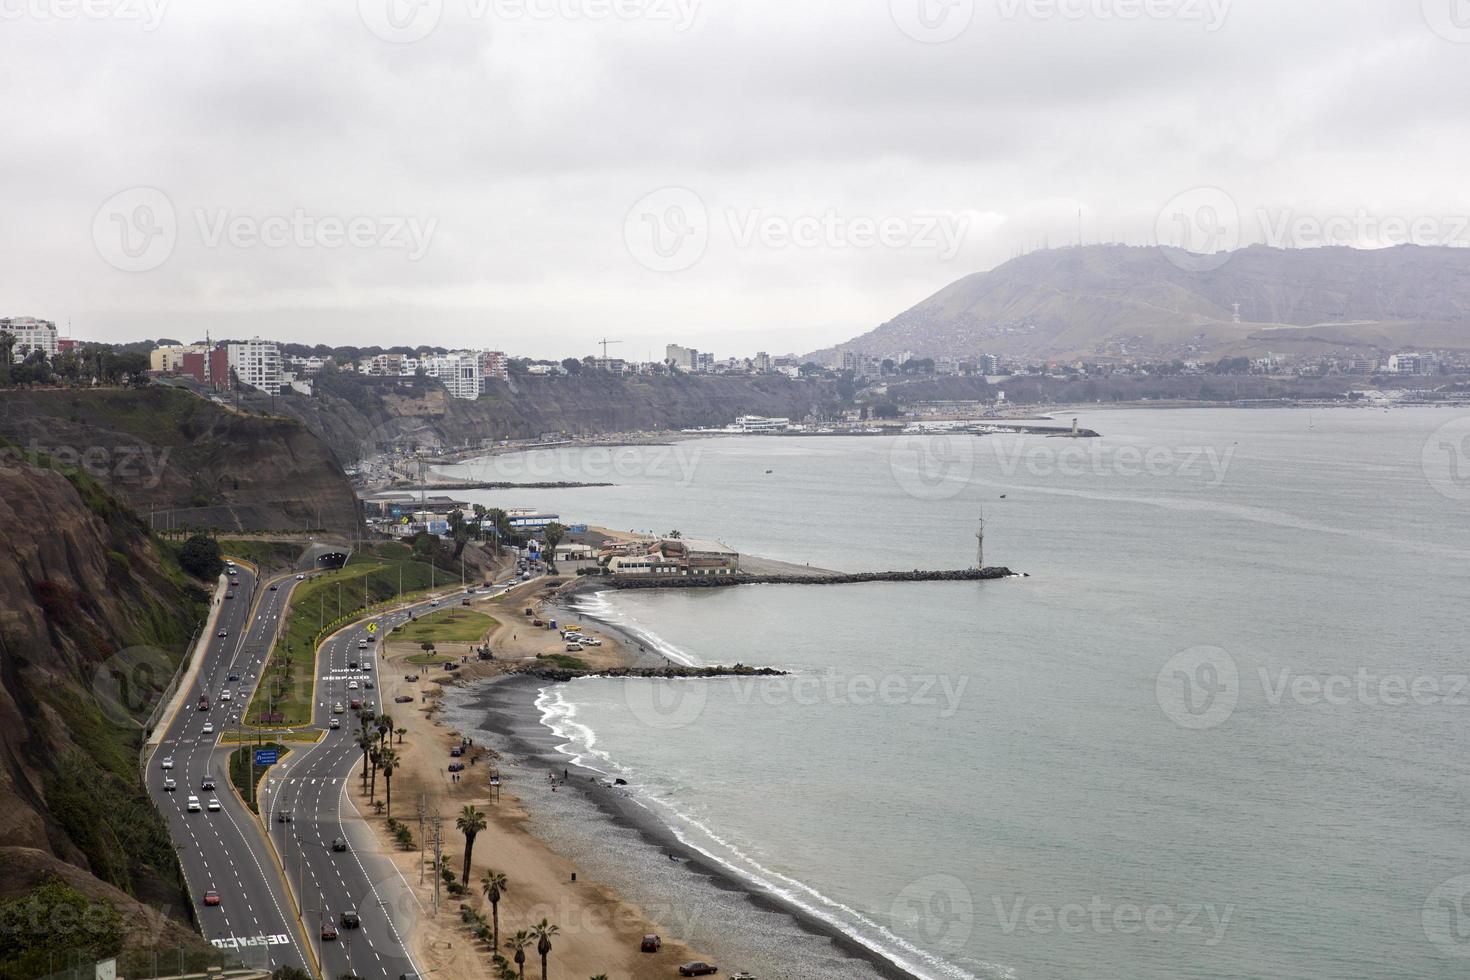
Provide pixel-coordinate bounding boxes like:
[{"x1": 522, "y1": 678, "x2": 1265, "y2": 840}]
[{"x1": 442, "y1": 408, "x2": 1470, "y2": 979}]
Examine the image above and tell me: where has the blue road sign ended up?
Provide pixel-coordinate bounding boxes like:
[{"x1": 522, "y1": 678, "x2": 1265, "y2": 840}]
[{"x1": 254, "y1": 749, "x2": 278, "y2": 766}]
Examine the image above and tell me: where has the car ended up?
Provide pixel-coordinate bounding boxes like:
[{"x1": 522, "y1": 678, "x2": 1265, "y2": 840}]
[
  {"x1": 227, "y1": 672, "x2": 240, "y2": 682},
  {"x1": 582, "y1": 637, "x2": 602, "y2": 646},
  {"x1": 429, "y1": 599, "x2": 440, "y2": 607},
  {"x1": 340, "y1": 909, "x2": 360, "y2": 928},
  {"x1": 160, "y1": 756, "x2": 174, "y2": 770},
  {"x1": 395, "y1": 695, "x2": 413, "y2": 704},
  {"x1": 348, "y1": 680, "x2": 359, "y2": 690},
  {"x1": 365, "y1": 680, "x2": 375, "y2": 690},
  {"x1": 269, "y1": 584, "x2": 279, "y2": 591},
  {"x1": 679, "y1": 964, "x2": 718, "y2": 977},
  {"x1": 566, "y1": 643, "x2": 583, "y2": 652},
  {"x1": 447, "y1": 763, "x2": 465, "y2": 773},
  {"x1": 730, "y1": 973, "x2": 757, "y2": 980},
  {"x1": 358, "y1": 640, "x2": 368, "y2": 650},
  {"x1": 163, "y1": 777, "x2": 176, "y2": 791},
  {"x1": 203, "y1": 889, "x2": 221, "y2": 907},
  {"x1": 201, "y1": 776, "x2": 216, "y2": 791},
  {"x1": 532, "y1": 619, "x2": 544, "y2": 627},
  {"x1": 332, "y1": 838, "x2": 348, "y2": 852},
  {"x1": 404, "y1": 674, "x2": 419, "y2": 682},
  {"x1": 348, "y1": 660, "x2": 358, "y2": 670},
  {"x1": 450, "y1": 745, "x2": 463, "y2": 757},
  {"x1": 320, "y1": 921, "x2": 338, "y2": 941},
  {"x1": 333, "y1": 702, "x2": 344, "y2": 714},
  {"x1": 224, "y1": 592, "x2": 234, "y2": 600},
  {"x1": 330, "y1": 717, "x2": 341, "y2": 729},
  {"x1": 220, "y1": 691, "x2": 232, "y2": 702},
  {"x1": 296, "y1": 574, "x2": 305, "y2": 580},
  {"x1": 207, "y1": 798, "x2": 221, "y2": 812},
  {"x1": 362, "y1": 661, "x2": 373, "y2": 671},
  {"x1": 202, "y1": 722, "x2": 214, "y2": 735},
  {"x1": 186, "y1": 795, "x2": 201, "y2": 812},
  {"x1": 217, "y1": 629, "x2": 227, "y2": 638},
  {"x1": 640, "y1": 934, "x2": 662, "y2": 953},
  {"x1": 277, "y1": 811, "x2": 292, "y2": 823},
  {"x1": 350, "y1": 699, "x2": 362, "y2": 710}
]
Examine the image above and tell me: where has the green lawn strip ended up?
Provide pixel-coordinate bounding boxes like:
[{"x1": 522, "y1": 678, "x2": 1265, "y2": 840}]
[
  {"x1": 244, "y1": 556, "x2": 463, "y2": 727},
  {"x1": 228, "y1": 742, "x2": 289, "y2": 814},
  {"x1": 406, "y1": 653, "x2": 456, "y2": 666},
  {"x1": 218, "y1": 539, "x2": 307, "y2": 573},
  {"x1": 536, "y1": 654, "x2": 590, "y2": 671},
  {"x1": 391, "y1": 608, "x2": 499, "y2": 645}
]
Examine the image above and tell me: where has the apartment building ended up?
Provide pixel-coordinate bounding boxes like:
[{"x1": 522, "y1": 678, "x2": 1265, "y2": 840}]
[{"x1": 2, "y1": 317, "x2": 59, "y2": 362}]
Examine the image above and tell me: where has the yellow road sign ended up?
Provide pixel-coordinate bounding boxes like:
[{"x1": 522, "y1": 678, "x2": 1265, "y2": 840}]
[{"x1": 367, "y1": 622, "x2": 378, "y2": 634}]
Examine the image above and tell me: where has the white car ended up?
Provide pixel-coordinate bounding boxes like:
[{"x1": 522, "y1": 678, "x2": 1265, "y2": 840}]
[
  {"x1": 160, "y1": 756, "x2": 174, "y2": 770},
  {"x1": 348, "y1": 680, "x2": 358, "y2": 690},
  {"x1": 207, "y1": 798, "x2": 221, "y2": 812},
  {"x1": 186, "y1": 795, "x2": 201, "y2": 812},
  {"x1": 333, "y1": 702, "x2": 344, "y2": 714},
  {"x1": 296, "y1": 574, "x2": 305, "y2": 580},
  {"x1": 202, "y1": 722, "x2": 215, "y2": 735},
  {"x1": 329, "y1": 717, "x2": 340, "y2": 729},
  {"x1": 163, "y1": 777, "x2": 176, "y2": 791},
  {"x1": 219, "y1": 691, "x2": 232, "y2": 702}
]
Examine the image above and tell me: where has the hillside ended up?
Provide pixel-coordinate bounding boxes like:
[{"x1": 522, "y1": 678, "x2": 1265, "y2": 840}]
[
  {"x1": 234, "y1": 371, "x2": 841, "y2": 465},
  {"x1": 0, "y1": 387, "x2": 363, "y2": 534},
  {"x1": 0, "y1": 451, "x2": 216, "y2": 974},
  {"x1": 815, "y1": 244, "x2": 1470, "y2": 363}
]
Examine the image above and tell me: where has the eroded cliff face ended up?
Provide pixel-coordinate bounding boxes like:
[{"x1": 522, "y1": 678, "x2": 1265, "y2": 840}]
[
  {"x1": 245, "y1": 371, "x2": 842, "y2": 464},
  {"x1": 0, "y1": 387, "x2": 362, "y2": 534},
  {"x1": 0, "y1": 458, "x2": 207, "y2": 947}
]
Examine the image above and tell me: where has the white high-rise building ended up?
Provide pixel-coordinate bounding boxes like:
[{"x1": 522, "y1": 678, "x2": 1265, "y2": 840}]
[
  {"x1": 2, "y1": 317, "x2": 59, "y2": 362},
  {"x1": 226, "y1": 338, "x2": 283, "y2": 394},
  {"x1": 665, "y1": 344, "x2": 698, "y2": 370},
  {"x1": 423, "y1": 351, "x2": 482, "y2": 399}
]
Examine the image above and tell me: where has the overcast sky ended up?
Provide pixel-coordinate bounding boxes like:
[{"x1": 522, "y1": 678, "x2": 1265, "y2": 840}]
[{"x1": 3, "y1": 0, "x2": 1467, "y2": 359}]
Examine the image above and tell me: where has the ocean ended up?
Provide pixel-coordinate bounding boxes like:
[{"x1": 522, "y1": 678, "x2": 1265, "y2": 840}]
[{"x1": 439, "y1": 407, "x2": 1470, "y2": 979}]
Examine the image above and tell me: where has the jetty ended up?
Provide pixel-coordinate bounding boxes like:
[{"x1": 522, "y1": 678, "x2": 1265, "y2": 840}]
[{"x1": 591, "y1": 566, "x2": 1017, "y2": 591}]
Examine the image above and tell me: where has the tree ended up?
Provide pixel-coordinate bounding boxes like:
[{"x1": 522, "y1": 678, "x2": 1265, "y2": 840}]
[
  {"x1": 0, "y1": 331, "x2": 14, "y2": 386},
  {"x1": 179, "y1": 535, "x2": 224, "y2": 580},
  {"x1": 356, "y1": 728, "x2": 373, "y2": 794},
  {"x1": 532, "y1": 918, "x2": 559, "y2": 980},
  {"x1": 379, "y1": 747, "x2": 398, "y2": 816},
  {"x1": 560, "y1": 358, "x2": 582, "y2": 376},
  {"x1": 506, "y1": 930, "x2": 532, "y2": 980},
  {"x1": 667, "y1": 530, "x2": 682, "y2": 539},
  {"x1": 481, "y1": 870, "x2": 509, "y2": 950},
  {"x1": 541, "y1": 523, "x2": 566, "y2": 569},
  {"x1": 486, "y1": 508, "x2": 510, "y2": 555},
  {"x1": 396, "y1": 726, "x2": 407, "y2": 744},
  {"x1": 369, "y1": 745, "x2": 381, "y2": 802},
  {"x1": 457, "y1": 804, "x2": 487, "y2": 886}
]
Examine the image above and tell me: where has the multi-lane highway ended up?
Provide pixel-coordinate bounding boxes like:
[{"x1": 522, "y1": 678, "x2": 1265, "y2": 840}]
[{"x1": 146, "y1": 563, "x2": 312, "y2": 973}]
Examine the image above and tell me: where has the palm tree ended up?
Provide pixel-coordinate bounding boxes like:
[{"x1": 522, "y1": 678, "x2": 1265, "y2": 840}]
[
  {"x1": 376, "y1": 712, "x2": 394, "y2": 746},
  {"x1": 532, "y1": 918, "x2": 559, "y2": 980},
  {"x1": 395, "y1": 726, "x2": 407, "y2": 745},
  {"x1": 368, "y1": 745, "x2": 381, "y2": 802},
  {"x1": 590, "y1": 975, "x2": 609, "y2": 980},
  {"x1": 457, "y1": 804, "x2": 487, "y2": 886},
  {"x1": 355, "y1": 728, "x2": 373, "y2": 794},
  {"x1": 506, "y1": 930, "x2": 532, "y2": 980},
  {"x1": 379, "y1": 747, "x2": 398, "y2": 816},
  {"x1": 541, "y1": 522, "x2": 565, "y2": 569},
  {"x1": 481, "y1": 870, "x2": 508, "y2": 949},
  {"x1": 668, "y1": 529, "x2": 682, "y2": 539}
]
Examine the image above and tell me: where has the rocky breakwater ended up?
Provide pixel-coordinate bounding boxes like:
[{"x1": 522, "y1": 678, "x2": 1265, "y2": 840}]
[
  {"x1": 599, "y1": 566, "x2": 1019, "y2": 590},
  {"x1": 520, "y1": 663, "x2": 790, "y2": 682}
]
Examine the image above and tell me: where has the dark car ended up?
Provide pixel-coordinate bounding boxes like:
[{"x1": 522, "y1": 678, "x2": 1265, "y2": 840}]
[
  {"x1": 404, "y1": 674, "x2": 420, "y2": 682},
  {"x1": 276, "y1": 810, "x2": 292, "y2": 823},
  {"x1": 640, "y1": 934, "x2": 662, "y2": 953},
  {"x1": 679, "y1": 964, "x2": 718, "y2": 977},
  {"x1": 224, "y1": 592, "x2": 234, "y2": 600},
  {"x1": 332, "y1": 838, "x2": 348, "y2": 852},
  {"x1": 201, "y1": 776, "x2": 216, "y2": 791},
  {"x1": 349, "y1": 660, "x2": 358, "y2": 670},
  {"x1": 203, "y1": 889, "x2": 221, "y2": 907},
  {"x1": 395, "y1": 695, "x2": 414, "y2": 704},
  {"x1": 340, "y1": 909, "x2": 361, "y2": 928},
  {"x1": 227, "y1": 673, "x2": 239, "y2": 682},
  {"x1": 450, "y1": 746, "x2": 463, "y2": 757},
  {"x1": 448, "y1": 763, "x2": 465, "y2": 773},
  {"x1": 364, "y1": 680, "x2": 375, "y2": 690},
  {"x1": 350, "y1": 699, "x2": 362, "y2": 710},
  {"x1": 269, "y1": 584, "x2": 279, "y2": 591},
  {"x1": 320, "y1": 921, "x2": 338, "y2": 941}
]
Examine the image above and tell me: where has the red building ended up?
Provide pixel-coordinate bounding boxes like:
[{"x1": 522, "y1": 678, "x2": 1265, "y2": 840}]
[{"x1": 180, "y1": 347, "x2": 230, "y2": 388}]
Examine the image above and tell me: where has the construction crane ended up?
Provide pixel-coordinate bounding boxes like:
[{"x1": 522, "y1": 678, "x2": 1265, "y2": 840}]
[{"x1": 596, "y1": 338, "x2": 623, "y2": 361}]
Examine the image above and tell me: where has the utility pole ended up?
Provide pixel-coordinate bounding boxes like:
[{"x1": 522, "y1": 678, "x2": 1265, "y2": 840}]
[
  {"x1": 430, "y1": 812, "x2": 443, "y2": 915},
  {"x1": 417, "y1": 795, "x2": 426, "y2": 885},
  {"x1": 975, "y1": 515, "x2": 985, "y2": 571}
]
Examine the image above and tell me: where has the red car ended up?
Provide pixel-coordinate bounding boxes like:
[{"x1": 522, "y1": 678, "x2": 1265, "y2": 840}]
[
  {"x1": 679, "y1": 964, "x2": 717, "y2": 977},
  {"x1": 203, "y1": 889, "x2": 221, "y2": 907},
  {"x1": 640, "y1": 934, "x2": 662, "y2": 953},
  {"x1": 320, "y1": 921, "x2": 338, "y2": 941}
]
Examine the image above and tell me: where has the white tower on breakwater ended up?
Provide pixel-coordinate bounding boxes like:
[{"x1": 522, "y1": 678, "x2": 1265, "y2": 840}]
[{"x1": 975, "y1": 515, "x2": 986, "y2": 570}]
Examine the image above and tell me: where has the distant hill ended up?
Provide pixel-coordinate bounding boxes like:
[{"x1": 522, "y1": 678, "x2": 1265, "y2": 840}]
[{"x1": 813, "y1": 244, "x2": 1470, "y2": 363}]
